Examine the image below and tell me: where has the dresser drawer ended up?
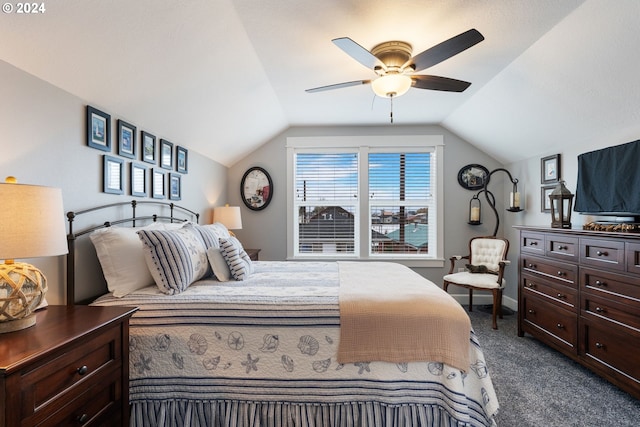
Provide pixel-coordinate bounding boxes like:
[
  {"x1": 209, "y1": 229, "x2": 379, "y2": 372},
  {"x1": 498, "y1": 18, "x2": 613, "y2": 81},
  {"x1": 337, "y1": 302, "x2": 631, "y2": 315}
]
[
  {"x1": 521, "y1": 294, "x2": 577, "y2": 353},
  {"x1": 20, "y1": 324, "x2": 122, "y2": 421},
  {"x1": 582, "y1": 292, "x2": 640, "y2": 331},
  {"x1": 580, "y1": 319, "x2": 640, "y2": 386},
  {"x1": 521, "y1": 273, "x2": 577, "y2": 311},
  {"x1": 581, "y1": 267, "x2": 640, "y2": 305},
  {"x1": 521, "y1": 255, "x2": 577, "y2": 287},
  {"x1": 545, "y1": 234, "x2": 579, "y2": 261},
  {"x1": 580, "y1": 238, "x2": 625, "y2": 272},
  {"x1": 520, "y1": 231, "x2": 545, "y2": 255},
  {"x1": 625, "y1": 242, "x2": 640, "y2": 276}
]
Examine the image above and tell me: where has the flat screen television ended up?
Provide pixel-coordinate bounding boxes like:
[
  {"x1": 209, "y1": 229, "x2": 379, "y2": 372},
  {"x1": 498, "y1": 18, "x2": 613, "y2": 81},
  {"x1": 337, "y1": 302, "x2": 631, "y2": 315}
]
[{"x1": 574, "y1": 139, "x2": 640, "y2": 222}]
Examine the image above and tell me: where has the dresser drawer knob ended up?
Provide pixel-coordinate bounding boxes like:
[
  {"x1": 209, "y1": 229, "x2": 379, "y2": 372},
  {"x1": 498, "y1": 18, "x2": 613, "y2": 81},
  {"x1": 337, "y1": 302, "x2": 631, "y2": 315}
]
[
  {"x1": 556, "y1": 293, "x2": 565, "y2": 299},
  {"x1": 556, "y1": 323, "x2": 564, "y2": 329},
  {"x1": 77, "y1": 413, "x2": 89, "y2": 424},
  {"x1": 595, "y1": 307, "x2": 605, "y2": 313},
  {"x1": 594, "y1": 280, "x2": 607, "y2": 287},
  {"x1": 77, "y1": 365, "x2": 88, "y2": 376},
  {"x1": 595, "y1": 342, "x2": 605, "y2": 349},
  {"x1": 557, "y1": 271, "x2": 565, "y2": 277},
  {"x1": 527, "y1": 263, "x2": 537, "y2": 269},
  {"x1": 528, "y1": 309, "x2": 536, "y2": 314},
  {"x1": 558, "y1": 245, "x2": 567, "y2": 250},
  {"x1": 596, "y1": 250, "x2": 608, "y2": 257},
  {"x1": 526, "y1": 282, "x2": 536, "y2": 288},
  {"x1": 530, "y1": 241, "x2": 538, "y2": 246}
]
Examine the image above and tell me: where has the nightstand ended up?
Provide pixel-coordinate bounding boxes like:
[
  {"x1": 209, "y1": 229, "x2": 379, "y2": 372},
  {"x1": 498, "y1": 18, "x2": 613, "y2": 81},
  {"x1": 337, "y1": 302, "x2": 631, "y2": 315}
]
[
  {"x1": 0, "y1": 305, "x2": 137, "y2": 427},
  {"x1": 245, "y1": 248, "x2": 261, "y2": 261}
]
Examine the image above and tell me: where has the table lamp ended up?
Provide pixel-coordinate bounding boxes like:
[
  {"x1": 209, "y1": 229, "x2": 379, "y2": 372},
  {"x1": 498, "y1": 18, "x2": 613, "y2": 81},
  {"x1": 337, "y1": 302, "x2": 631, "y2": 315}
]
[
  {"x1": 0, "y1": 177, "x2": 68, "y2": 333},
  {"x1": 213, "y1": 204, "x2": 243, "y2": 236}
]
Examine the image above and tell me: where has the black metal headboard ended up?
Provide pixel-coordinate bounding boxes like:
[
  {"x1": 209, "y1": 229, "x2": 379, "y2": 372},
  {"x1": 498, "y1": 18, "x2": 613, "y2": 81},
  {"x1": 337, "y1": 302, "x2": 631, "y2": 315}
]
[{"x1": 66, "y1": 200, "x2": 199, "y2": 306}]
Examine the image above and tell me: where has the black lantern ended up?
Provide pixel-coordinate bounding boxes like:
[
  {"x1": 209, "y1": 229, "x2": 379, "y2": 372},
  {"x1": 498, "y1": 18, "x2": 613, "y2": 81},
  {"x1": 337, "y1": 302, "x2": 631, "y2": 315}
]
[
  {"x1": 549, "y1": 180, "x2": 574, "y2": 229},
  {"x1": 469, "y1": 194, "x2": 481, "y2": 225}
]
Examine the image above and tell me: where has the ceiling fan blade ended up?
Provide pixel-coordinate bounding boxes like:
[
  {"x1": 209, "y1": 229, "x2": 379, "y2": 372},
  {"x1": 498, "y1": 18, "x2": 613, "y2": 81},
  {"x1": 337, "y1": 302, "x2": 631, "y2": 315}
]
[
  {"x1": 406, "y1": 29, "x2": 484, "y2": 72},
  {"x1": 332, "y1": 37, "x2": 386, "y2": 71},
  {"x1": 306, "y1": 80, "x2": 372, "y2": 93},
  {"x1": 412, "y1": 75, "x2": 471, "y2": 92}
]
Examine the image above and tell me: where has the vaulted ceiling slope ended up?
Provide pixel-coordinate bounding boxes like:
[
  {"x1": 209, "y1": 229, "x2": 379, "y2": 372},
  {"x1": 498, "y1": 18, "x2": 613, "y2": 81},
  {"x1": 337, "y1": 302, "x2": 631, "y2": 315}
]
[{"x1": 2, "y1": 1, "x2": 639, "y2": 166}]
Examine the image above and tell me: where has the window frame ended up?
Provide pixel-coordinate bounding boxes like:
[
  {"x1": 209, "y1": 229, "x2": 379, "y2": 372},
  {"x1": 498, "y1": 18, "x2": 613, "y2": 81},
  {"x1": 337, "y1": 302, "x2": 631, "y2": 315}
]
[{"x1": 286, "y1": 135, "x2": 444, "y2": 268}]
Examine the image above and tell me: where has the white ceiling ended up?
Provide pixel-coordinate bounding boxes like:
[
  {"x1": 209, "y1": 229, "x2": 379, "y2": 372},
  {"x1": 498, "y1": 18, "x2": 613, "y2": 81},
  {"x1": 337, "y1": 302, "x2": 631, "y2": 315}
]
[{"x1": 2, "y1": 0, "x2": 639, "y2": 167}]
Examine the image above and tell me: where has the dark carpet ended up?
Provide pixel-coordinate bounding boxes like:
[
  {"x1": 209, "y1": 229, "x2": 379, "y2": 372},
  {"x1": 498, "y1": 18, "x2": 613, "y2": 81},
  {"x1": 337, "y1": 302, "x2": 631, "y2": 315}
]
[{"x1": 467, "y1": 307, "x2": 640, "y2": 427}]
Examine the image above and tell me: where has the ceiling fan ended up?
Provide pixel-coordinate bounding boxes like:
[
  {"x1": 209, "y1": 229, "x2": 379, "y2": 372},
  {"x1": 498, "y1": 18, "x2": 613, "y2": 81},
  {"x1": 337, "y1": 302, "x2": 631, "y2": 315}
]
[{"x1": 306, "y1": 29, "x2": 484, "y2": 99}]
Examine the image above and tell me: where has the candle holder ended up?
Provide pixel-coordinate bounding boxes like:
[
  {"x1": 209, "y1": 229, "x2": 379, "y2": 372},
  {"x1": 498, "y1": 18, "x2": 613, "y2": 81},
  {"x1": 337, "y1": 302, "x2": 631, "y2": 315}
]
[
  {"x1": 481, "y1": 168, "x2": 523, "y2": 236},
  {"x1": 468, "y1": 194, "x2": 482, "y2": 225}
]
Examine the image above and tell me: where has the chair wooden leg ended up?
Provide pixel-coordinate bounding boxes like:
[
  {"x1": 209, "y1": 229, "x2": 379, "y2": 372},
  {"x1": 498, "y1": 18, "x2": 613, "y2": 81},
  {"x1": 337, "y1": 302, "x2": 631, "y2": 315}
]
[
  {"x1": 468, "y1": 289, "x2": 473, "y2": 312},
  {"x1": 491, "y1": 289, "x2": 499, "y2": 330},
  {"x1": 498, "y1": 288, "x2": 504, "y2": 319},
  {"x1": 443, "y1": 281, "x2": 449, "y2": 293}
]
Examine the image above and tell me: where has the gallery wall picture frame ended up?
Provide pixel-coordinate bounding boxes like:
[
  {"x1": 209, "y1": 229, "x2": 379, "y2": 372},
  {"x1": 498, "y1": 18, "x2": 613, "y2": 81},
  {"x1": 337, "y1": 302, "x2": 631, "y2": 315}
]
[
  {"x1": 141, "y1": 131, "x2": 156, "y2": 164},
  {"x1": 87, "y1": 105, "x2": 111, "y2": 151},
  {"x1": 169, "y1": 173, "x2": 182, "y2": 200},
  {"x1": 541, "y1": 154, "x2": 561, "y2": 184},
  {"x1": 152, "y1": 168, "x2": 166, "y2": 199},
  {"x1": 160, "y1": 139, "x2": 173, "y2": 170},
  {"x1": 103, "y1": 155, "x2": 124, "y2": 194},
  {"x1": 176, "y1": 146, "x2": 188, "y2": 174},
  {"x1": 117, "y1": 119, "x2": 137, "y2": 159},
  {"x1": 131, "y1": 162, "x2": 148, "y2": 197},
  {"x1": 541, "y1": 185, "x2": 555, "y2": 213}
]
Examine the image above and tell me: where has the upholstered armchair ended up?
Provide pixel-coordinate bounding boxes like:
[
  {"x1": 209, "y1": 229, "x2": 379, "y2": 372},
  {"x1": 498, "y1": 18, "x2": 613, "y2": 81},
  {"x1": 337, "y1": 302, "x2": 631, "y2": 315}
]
[{"x1": 443, "y1": 236, "x2": 510, "y2": 329}]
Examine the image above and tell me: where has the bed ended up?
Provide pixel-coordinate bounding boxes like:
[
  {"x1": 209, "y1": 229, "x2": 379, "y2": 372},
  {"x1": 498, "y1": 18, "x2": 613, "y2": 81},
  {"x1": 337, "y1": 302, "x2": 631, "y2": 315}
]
[{"x1": 66, "y1": 201, "x2": 499, "y2": 427}]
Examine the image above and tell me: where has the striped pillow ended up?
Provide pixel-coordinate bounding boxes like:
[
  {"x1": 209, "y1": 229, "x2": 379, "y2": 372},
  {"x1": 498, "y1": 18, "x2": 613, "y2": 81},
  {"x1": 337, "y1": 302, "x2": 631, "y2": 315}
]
[
  {"x1": 137, "y1": 224, "x2": 209, "y2": 294},
  {"x1": 219, "y1": 236, "x2": 253, "y2": 280}
]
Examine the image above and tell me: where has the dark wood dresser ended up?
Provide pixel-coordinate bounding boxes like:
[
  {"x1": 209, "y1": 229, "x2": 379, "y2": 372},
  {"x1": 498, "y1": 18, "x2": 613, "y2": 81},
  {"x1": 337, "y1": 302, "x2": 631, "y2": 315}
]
[
  {"x1": 0, "y1": 305, "x2": 136, "y2": 427},
  {"x1": 516, "y1": 226, "x2": 640, "y2": 400}
]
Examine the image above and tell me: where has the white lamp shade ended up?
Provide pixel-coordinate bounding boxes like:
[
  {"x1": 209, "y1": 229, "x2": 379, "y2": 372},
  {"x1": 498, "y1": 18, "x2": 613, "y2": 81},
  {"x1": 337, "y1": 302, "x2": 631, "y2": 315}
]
[
  {"x1": 371, "y1": 74, "x2": 412, "y2": 98},
  {"x1": 0, "y1": 182, "x2": 68, "y2": 260},
  {"x1": 213, "y1": 205, "x2": 243, "y2": 230}
]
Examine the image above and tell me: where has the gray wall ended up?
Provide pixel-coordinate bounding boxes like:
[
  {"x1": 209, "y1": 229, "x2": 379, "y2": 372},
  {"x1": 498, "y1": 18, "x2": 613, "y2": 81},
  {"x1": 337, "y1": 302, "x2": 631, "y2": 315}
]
[
  {"x1": 226, "y1": 125, "x2": 520, "y2": 307},
  {"x1": 0, "y1": 59, "x2": 228, "y2": 305}
]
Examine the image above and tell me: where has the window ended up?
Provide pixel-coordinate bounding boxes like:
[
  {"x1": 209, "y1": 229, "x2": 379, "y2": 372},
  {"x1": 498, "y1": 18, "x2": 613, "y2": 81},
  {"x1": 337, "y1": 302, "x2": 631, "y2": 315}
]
[{"x1": 287, "y1": 136, "x2": 444, "y2": 267}]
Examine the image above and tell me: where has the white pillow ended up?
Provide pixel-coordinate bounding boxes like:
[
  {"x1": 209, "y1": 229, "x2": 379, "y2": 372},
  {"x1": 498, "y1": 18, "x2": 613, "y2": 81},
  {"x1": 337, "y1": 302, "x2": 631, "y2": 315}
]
[
  {"x1": 89, "y1": 223, "x2": 164, "y2": 297},
  {"x1": 219, "y1": 236, "x2": 253, "y2": 280},
  {"x1": 137, "y1": 224, "x2": 210, "y2": 294},
  {"x1": 206, "y1": 246, "x2": 231, "y2": 281}
]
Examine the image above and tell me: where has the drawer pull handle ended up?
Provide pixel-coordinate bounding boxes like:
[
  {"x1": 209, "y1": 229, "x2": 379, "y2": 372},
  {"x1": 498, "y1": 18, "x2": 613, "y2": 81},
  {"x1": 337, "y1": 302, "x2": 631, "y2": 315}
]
[
  {"x1": 595, "y1": 342, "x2": 605, "y2": 349},
  {"x1": 528, "y1": 263, "x2": 537, "y2": 269},
  {"x1": 557, "y1": 293, "x2": 565, "y2": 299},
  {"x1": 595, "y1": 307, "x2": 605, "y2": 313},
  {"x1": 557, "y1": 245, "x2": 567, "y2": 250},
  {"x1": 77, "y1": 414, "x2": 89, "y2": 424},
  {"x1": 530, "y1": 241, "x2": 538, "y2": 246},
  {"x1": 556, "y1": 323, "x2": 564, "y2": 329},
  {"x1": 526, "y1": 282, "x2": 536, "y2": 288},
  {"x1": 557, "y1": 271, "x2": 565, "y2": 277},
  {"x1": 77, "y1": 365, "x2": 88, "y2": 376},
  {"x1": 528, "y1": 309, "x2": 536, "y2": 314},
  {"x1": 594, "y1": 280, "x2": 606, "y2": 287},
  {"x1": 596, "y1": 250, "x2": 608, "y2": 257}
]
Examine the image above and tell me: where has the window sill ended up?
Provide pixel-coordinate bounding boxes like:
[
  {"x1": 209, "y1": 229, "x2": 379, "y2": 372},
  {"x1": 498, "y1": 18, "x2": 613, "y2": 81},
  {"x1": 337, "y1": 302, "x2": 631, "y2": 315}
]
[{"x1": 286, "y1": 256, "x2": 445, "y2": 268}]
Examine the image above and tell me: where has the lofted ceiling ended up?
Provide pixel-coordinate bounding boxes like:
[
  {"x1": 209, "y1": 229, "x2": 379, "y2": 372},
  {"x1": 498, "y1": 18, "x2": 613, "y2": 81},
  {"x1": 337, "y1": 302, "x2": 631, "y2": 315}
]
[{"x1": 1, "y1": 0, "x2": 639, "y2": 167}]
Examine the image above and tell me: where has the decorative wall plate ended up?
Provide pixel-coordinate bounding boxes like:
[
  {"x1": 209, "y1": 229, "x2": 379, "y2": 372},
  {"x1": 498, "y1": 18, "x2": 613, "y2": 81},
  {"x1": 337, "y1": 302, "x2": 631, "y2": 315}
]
[
  {"x1": 457, "y1": 164, "x2": 489, "y2": 190},
  {"x1": 241, "y1": 166, "x2": 273, "y2": 210}
]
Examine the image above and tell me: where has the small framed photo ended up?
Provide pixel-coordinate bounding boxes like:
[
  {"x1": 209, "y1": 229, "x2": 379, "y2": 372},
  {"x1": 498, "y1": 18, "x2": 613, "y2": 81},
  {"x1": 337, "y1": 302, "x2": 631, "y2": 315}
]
[
  {"x1": 87, "y1": 106, "x2": 111, "y2": 151},
  {"x1": 117, "y1": 120, "x2": 137, "y2": 159},
  {"x1": 103, "y1": 155, "x2": 124, "y2": 194},
  {"x1": 160, "y1": 139, "x2": 173, "y2": 169},
  {"x1": 176, "y1": 146, "x2": 188, "y2": 173},
  {"x1": 141, "y1": 131, "x2": 156, "y2": 164},
  {"x1": 131, "y1": 163, "x2": 148, "y2": 197},
  {"x1": 152, "y1": 168, "x2": 166, "y2": 199},
  {"x1": 541, "y1": 154, "x2": 561, "y2": 184},
  {"x1": 541, "y1": 185, "x2": 555, "y2": 213},
  {"x1": 169, "y1": 173, "x2": 182, "y2": 200}
]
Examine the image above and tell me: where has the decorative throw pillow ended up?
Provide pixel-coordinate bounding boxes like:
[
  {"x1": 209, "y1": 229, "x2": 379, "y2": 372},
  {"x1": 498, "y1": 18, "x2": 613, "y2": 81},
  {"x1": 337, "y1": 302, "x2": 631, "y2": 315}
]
[
  {"x1": 192, "y1": 224, "x2": 223, "y2": 249},
  {"x1": 219, "y1": 236, "x2": 253, "y2": 280},
  {"x1": 206, "y1": 246, "x2": 231, "y2": 282},
  {"x1": 137, "y1": 224, "x2": 209, "y2": 294},
  {"x1": 466, "y1": 264, "x2": 489, "y2": 274},
  {"x1": 90, "y1": 223, "x2": 165, "y2": 297}
]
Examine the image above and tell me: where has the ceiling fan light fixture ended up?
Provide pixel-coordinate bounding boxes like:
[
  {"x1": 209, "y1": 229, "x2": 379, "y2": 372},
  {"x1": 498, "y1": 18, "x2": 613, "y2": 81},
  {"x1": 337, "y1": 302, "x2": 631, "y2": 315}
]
[{"x1": 371, "y1": 74, "x2": 412, "y2": 98}]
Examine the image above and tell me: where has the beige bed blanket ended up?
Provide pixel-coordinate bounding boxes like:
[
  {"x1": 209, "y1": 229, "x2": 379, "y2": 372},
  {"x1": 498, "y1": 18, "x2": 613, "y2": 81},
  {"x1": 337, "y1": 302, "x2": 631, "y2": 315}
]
[{"x1": 337, "y1": 261, "x2": 471, "y2": 371}]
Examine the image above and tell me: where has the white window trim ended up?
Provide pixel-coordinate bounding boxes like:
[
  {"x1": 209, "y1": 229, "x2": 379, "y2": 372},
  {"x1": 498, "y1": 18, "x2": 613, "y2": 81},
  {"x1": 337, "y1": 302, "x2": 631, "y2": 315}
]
[{"x1": 286, "y1": 135, "x2": 444, "y2": 268}]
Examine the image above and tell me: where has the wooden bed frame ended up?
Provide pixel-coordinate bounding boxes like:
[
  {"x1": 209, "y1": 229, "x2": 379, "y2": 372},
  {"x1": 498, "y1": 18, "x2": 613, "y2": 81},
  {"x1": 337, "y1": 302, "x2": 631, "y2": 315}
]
[{"x1": 65, "y1": 200, "x2": 199, "y2": 305}]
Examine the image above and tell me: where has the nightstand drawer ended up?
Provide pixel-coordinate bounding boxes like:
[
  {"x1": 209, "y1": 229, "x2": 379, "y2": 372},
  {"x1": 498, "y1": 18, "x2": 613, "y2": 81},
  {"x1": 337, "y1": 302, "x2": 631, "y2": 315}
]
[{"x1": 20, "y1": 323, "x2": 122, "y2": 421}]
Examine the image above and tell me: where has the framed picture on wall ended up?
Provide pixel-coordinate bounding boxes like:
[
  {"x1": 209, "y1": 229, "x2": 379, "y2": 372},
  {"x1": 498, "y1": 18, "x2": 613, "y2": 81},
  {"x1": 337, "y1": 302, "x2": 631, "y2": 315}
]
[
  {"x1": 87, "y1": 106, "x2": 111, "y2": 151},
  {"x1": 176, "y1": 146, "x2": 188, "y2": 173},
  {"x1": 103, "y1": 155, "x2": 124, "y2": 194},
  {"x1": 141, "y1": 131, "x2": 156, "y2": 164},
  {"x1": 541, "y1": 154, "x2": 561, "y2": 184},
  {"x1": 117, "y1": 120, "x2": 137, "y2": 159},
  {"x1": 131, "y1": 163, "x2": 147, "y2": 197},
  {"x1": 169, "y1": 173, "x2": 181, "y2": 200},
  {"x1": 541, "y1": 185, "x2": 555, "y2": 212},
  {"x1": 152, "y1": 168, "x2": 166, "y2": 199},
  {"x1": 160, "y1": 139, "x2": 173, "y2": 170}
]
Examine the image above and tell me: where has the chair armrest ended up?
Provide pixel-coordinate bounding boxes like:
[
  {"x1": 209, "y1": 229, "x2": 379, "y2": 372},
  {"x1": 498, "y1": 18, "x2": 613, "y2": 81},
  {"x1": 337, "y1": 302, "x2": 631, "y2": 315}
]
[{"x1": 448, "y1": 255, "x2": 470, "y2": 274}]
